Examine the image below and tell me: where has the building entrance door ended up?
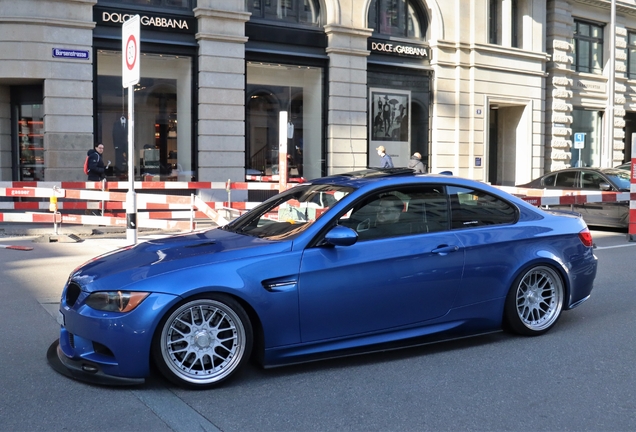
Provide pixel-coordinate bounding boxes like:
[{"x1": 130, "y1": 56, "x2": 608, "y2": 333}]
[{"x1": 11, "y1": 85, "x2": 43, "y2": 181}]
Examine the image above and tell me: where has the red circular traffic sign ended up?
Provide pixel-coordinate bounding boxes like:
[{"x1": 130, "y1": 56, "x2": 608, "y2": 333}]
[{"x1": 125, "y1": 35, "x2": 137, "y2": 71}]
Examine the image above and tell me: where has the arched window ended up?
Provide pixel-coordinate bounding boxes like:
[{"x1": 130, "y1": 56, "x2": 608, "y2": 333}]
[
  {"x1": 368, "y1": 0, "x2": 427, "y2": 39},
  {"x1": 247, "y1": 0, "x2": 321, "y2": 26}
]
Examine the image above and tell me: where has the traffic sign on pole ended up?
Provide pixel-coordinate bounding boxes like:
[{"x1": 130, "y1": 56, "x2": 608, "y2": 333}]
[
  {"x1": 122, "y1": 15, "x2": 140, "y2": 89},
  {"x1": 122, "y1": 15, "x2": 140, "y2": 244},
  {"x1": 573, "y1": 133, "x2": 585, "y2": 149}
]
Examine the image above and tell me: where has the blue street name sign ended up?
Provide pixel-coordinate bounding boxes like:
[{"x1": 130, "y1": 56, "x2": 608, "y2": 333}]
[{"x1": 51, "y1": 48, "x2": 90, "y2": 59}]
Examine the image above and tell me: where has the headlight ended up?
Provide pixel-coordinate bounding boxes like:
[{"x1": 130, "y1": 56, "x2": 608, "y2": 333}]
[{"x1": 85, "y1": 291, "x2": 150, "y2": 313}]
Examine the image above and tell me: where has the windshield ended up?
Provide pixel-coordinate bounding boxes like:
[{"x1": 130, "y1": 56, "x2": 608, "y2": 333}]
[
  {"x1": 603, "y1": 169, "x2": 631, "y2": 191},
  {"x1": 223, "y1": 184, "x2": 354, "y2": 240}
]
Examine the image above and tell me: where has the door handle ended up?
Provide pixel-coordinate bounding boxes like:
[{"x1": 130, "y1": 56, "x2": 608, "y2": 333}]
[{"x1": 431, "y1": 244, "x2": 459, "y2": 255}]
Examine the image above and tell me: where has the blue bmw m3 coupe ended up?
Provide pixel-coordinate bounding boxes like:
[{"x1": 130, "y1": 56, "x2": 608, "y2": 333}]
[{"x1": 48, "y1": 169, "x2": 597, "y2": 389}]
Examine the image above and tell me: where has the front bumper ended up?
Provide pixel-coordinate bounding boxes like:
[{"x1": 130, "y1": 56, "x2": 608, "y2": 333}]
[
  {"x1": 48, "y1": 290, "x2": 179, "y2": 385},
  {"x1": 47, "y1": 339, "x2": 144, "y2": 386}
]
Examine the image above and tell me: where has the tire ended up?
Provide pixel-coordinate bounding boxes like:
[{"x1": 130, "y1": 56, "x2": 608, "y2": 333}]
[
  {"x1": 504, "y1": 265, "x2": 565, "y2": 336},
  {"x1": 152, "y1": 294, "x2": 253, "y2": 389}
]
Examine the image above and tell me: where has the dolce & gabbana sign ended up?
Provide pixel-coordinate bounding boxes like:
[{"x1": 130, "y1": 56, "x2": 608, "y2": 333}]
[
  {"x1": 95, "y1": 7, "x2": 197, "y2": 34},
  {"x1": 370, "y1": 41, "x2": 428, "y2": 58}
]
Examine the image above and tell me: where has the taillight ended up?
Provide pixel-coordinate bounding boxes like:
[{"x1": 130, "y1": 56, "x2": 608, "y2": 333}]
[{"x1": 578, "y1": 228, "x2": 594, "y2": 247}]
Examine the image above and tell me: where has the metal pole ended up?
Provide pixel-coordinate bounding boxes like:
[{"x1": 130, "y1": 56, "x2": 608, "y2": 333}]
[
  {"x1": 278, "y1": 111, "x2": 288, "y2": 193},
  {"x1": 605, "y1": 0, "x2": 616, "y2": 168},
  {"x1": 126, "y1": 86, "x2": 137, "y2": 244}
]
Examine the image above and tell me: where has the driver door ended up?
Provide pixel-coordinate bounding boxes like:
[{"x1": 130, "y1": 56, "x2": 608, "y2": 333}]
[{"x1": 297, "y1": 186, "x2": 465, "y2": 342}]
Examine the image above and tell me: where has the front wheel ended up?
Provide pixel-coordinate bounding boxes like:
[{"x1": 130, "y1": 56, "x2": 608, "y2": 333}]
[
  {"x1": 504, "y1": 265, "x2": 564, "y2": 336},
  {"x1": 152, "y1": 294, "x2": 253, "y2": 389}
]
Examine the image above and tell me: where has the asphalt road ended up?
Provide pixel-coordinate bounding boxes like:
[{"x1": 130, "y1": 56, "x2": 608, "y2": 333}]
[{"x1": 0, "y1": 228, "x2": 634, "y2": 432}]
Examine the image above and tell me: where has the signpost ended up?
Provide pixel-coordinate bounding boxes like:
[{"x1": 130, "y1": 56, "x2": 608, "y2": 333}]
[
  {"x1": 278, "y1": 111, "x2": 288, "y2": 192},
  {"x1": 573, "y1": 132, "x2": 585, "y2": 167},
  {"x1": 122, "y1": 15, "x2": 140, "y2": 244},
  {"x1": 629, "y1": 134, "x2": 636, "y2": 241}
]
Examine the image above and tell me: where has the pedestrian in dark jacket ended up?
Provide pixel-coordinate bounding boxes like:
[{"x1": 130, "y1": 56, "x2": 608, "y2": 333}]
[
  {"x1": 87, "y1": 143, "x2": 107, "y2": 181},
  {"x1": 407, "y1": 152, "x2": 426, "y2": 173}
]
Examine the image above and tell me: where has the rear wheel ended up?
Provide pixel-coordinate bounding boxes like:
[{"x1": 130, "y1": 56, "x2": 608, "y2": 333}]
[
  {"x1": 152, "y1": 294, "x2": 252, "y2": 389},
  {"x1": 504, "y1": 265, "x2": 564, "y2": 336}
]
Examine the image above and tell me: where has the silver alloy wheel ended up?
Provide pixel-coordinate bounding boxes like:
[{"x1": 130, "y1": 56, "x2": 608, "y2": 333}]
[
  {"x1": 515, "y1": 266, "x2": 564, "y2": 332},
  {"x1": 160, "y1": 299, "x2": 247, "y2": 385}
]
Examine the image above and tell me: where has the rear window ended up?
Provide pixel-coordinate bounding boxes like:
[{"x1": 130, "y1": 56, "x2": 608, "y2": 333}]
[{"x1": 448, "y1": 186, "x2": 517, "y2": 229}]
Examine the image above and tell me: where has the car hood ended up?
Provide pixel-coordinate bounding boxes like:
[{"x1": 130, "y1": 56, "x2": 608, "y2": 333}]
[{"x1": 71, "y1": 228, "x2": 292, "y2": 292}]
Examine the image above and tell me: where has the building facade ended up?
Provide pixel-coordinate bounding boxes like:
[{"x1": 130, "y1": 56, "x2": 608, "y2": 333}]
[{"x1": 0, "y1": 0, "x2": 632, "y2": 187}]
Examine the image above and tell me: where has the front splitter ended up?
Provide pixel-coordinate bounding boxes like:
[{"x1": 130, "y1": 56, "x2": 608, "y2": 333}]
[{"x1": 46, "y1": 339, "x2": 144, "y2": 386}]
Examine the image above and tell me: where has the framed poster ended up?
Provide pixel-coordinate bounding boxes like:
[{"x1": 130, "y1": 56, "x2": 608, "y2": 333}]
[{"x1": 369, "y1": 88, "x2": 411, "y2": 168}]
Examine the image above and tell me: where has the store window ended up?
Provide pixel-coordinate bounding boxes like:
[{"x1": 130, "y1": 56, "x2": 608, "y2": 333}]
[
  {"x1": 628, "y1": 31, "x2": 636, "y2": 80},
  {"x1": 15, "y1": 104, "x2": 44, "y2": 181},
  {"x1": 571, "y1": 109, "x2": 603, "y2": 168},
  {"x1": 96, "y1": 50, "x2": 193, "y2": 181},
  {"x1": 247, "y1": 0, "x2": 321, "y2": 26},
  {"x1": 572, "y1": 20, "x2": 604, "y2": 74},
  {"x1": 246, "y1": 62, "x2": 323, "y2": 181},
  {"x1": 11, "y1": 85, "x2": 44, "y2": 181},
  {"x1": 368, "y1": 0, "x2": 427, "y2": 39}
]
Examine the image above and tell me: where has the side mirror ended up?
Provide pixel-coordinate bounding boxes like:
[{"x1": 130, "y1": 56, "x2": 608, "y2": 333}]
[
  {"x1": 598, "y1": 182, "x2": 612, "y2": 191},
  {"x1": 324, "y1": 225, "x2": 358, "y2": 247}
]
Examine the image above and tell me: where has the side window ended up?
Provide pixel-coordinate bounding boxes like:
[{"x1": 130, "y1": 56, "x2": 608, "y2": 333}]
[
  {"x1": 448, "y1": 186, "x2": 517, "y2": 229},
  {"x1": 542, "y1": 174, "x2": 556, "y2": 187},
  {"x1": 554, "y1": 171, "x2": 577, "y2": 188},
  {"x1": 338, "y1": 186, "x2": 449, "y2": 240},
  {"x1": 580, "y1": 171, "x2": 604, "y2": 189}
]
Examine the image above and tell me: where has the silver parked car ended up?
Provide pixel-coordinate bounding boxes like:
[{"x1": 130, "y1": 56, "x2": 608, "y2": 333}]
[{"x1": 517, "y1": 167, "x2": 631, "y2": 229}]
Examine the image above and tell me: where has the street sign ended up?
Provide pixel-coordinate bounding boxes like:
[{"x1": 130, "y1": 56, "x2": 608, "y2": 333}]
[
  {"x1": 122, "y1": 15, "x2": 140, "y2": 88},
  {"x1": 574, "y1": 132, "x2": 585, "y2": 149}
]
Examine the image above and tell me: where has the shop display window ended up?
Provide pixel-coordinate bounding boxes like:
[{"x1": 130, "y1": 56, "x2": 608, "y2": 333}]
[
  {"x1": 571, "y1": 109, "x2": 603, "y2": 168},
  {"x1": 96, "y1": 50, "x2": 193, "y2": 181},
  {"x1": 17, "y1": 104, "x2": 44, "y2": 181},
  {"x1": 246, "y1": 62, "x2": 323, "y2": 180}
]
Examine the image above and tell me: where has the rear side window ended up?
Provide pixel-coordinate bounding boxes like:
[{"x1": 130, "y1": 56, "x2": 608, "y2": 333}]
[
  {"x1": 542, "y1": 174, "x2": 556, "y2": 187},
  {"x1": 554, "y1": 171, "x2": 577, "y2": 188},
  {"x1": 448, "y1": 186, "x2": 517, "y2": 229}
]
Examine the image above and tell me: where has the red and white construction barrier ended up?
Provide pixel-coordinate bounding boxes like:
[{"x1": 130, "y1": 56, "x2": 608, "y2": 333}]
[
  {"x1": 496, "y1": 186, "x2": 630, "y2": 207},
  {"x1": 0, "y1": 244, "x2": 33, "y2": 251},
  {"x1": 0, "y1": 180, "x2": 294, "y2": 191}
]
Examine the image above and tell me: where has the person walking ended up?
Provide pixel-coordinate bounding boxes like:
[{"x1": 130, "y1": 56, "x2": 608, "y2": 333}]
[
  {"x1": 376, "y1": 145, "x2": 394, "y2": 168},
  {"x1": 407, "y1": 152, "x2": 426, "y2": 173},
  {"x1": 86, "y1": 143, "x2": 108, "y2": 181}
]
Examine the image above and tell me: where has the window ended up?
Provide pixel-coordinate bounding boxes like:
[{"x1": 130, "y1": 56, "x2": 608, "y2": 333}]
[
  {"x1": 368, "y1": 0, "x2": 427, "y2": 39},
  {"x1": 448, "y1": 186, "x2": 517, "y2": 229},
  {"x1": 96, "y1": 51, "x2": 193, "y2": 181},
  {"x1": 225, "y1": 184, "x2": 352, "y2": 240},
  {"x1": 339, "y1": 186, "x2": 449, "y2": 241},
  {"x1": 541, "y1": 174, "x2": 556, "y2": 187},
  {"x1": 580, "y1": 171, "x2": 605, "y2": 189},
  {"x1": 488, "y1": 0, "x2": 521, "y2": 48},
  {"x1": 247, "y1": 0, "x2": 321, "y2": 26},
  {"x1": 246, "y1": 62, "x2": 323, "y2": 181},
  {"x1": 554, "y1": 171, "x2": 577, "y2": 188},
  {"x1": 97, "y1": 0, "x2": 195, "y2": 12},
  {"x1": 573, "y1": 20, "x2": 604, "y2": 74},
  {"x1": 628, "y1": 31, "x2": 636, "y2": 79},
  {"x1": 571, "y1": 109, "x2": 603, "y2": 167}
]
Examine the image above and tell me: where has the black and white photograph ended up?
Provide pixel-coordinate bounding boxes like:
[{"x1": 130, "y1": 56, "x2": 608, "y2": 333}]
[{"x1": 370, "y1": 89, "x2": 410, "y2": 142}]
